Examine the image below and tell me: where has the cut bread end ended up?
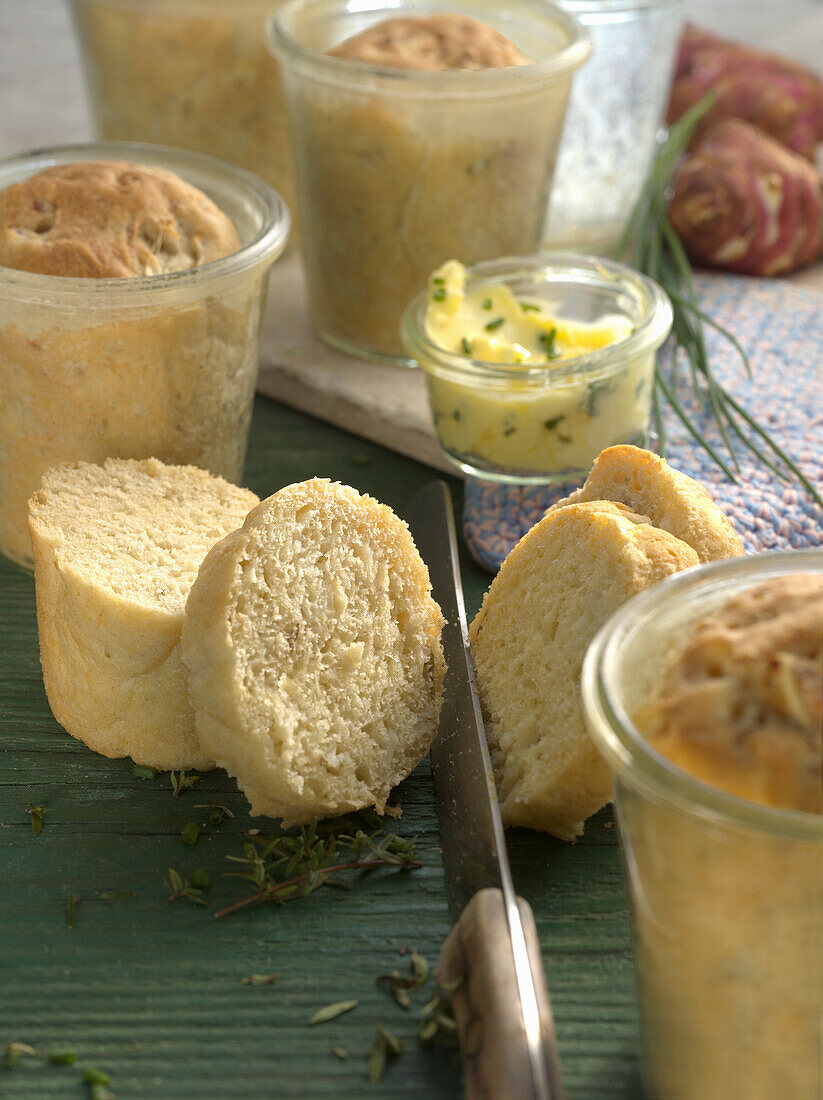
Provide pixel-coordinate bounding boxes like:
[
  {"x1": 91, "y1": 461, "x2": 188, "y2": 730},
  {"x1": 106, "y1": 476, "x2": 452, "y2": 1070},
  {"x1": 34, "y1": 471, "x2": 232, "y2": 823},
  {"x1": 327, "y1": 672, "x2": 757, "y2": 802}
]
[
  {"x1": 183, "y1": 478, "x2": 445, "y2": 824},
  {"x1": 471, "y1": 500, "x2": 701, "y2": 839},
  {"x1": 28, "y1": 457, "x2": 259, "y2": 769}
]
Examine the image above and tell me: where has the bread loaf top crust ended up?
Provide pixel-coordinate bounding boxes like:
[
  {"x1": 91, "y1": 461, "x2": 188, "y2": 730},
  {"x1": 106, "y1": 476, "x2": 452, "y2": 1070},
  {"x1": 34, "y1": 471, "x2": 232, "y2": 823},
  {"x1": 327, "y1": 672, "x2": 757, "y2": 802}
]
[
  {"x1": 547, "y1": 445, "x2": 745, "y2": 563},
  {"x1": 0, "y1": 161, "x2": 240, "y2": 278},
  {"x1": 327, "y1": 13, "x2": 531, "y2": 70}
]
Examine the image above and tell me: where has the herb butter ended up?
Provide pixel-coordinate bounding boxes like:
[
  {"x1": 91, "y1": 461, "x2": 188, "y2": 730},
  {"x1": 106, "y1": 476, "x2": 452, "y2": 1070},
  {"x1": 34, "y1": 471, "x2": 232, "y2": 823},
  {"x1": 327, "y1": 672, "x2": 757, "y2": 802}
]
[{"x1": 418, "y1": 259, "x2": 658, "y2": 480}]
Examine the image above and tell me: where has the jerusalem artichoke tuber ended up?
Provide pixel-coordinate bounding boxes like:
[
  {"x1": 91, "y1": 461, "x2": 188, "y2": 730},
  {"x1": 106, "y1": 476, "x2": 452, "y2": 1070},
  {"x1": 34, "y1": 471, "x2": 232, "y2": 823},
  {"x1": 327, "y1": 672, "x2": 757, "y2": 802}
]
[
  {"x1": 667, "y1": 24, "x2": 823, "y2": 161},
  {"x1": 668, "y1": 119, "x2": 822, "y2": 277}
]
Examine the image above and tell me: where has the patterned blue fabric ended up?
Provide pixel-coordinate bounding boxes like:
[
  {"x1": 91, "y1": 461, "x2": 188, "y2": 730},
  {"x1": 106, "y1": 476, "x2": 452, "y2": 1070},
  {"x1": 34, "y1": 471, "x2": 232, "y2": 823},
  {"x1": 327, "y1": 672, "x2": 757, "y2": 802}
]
[{"x1": 463, "y1": 274, "x2": 823, "y2": 572}]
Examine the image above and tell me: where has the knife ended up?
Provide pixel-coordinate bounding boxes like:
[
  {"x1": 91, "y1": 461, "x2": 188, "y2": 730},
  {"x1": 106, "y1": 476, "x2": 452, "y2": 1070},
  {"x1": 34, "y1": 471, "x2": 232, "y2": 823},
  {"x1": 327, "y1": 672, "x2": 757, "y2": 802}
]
[{"x1": 406, "y1": 480, "x2": 565, "y2": 1100}]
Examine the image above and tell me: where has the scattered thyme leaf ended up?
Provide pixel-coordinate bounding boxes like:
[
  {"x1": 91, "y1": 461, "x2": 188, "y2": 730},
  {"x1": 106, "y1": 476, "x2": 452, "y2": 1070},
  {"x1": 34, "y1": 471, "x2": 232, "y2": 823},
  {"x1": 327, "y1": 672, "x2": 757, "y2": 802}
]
[
  {"x1": 411, "y1": 949, "x2": 430, "y2": 985},
  {"x1": 181, "y1": 822, "x2": 200, "y2": 847},
  {"x1": 101, "y1": 889, "x2": 137, "y2": 902},
  {"x1": 544, "y1": 415, "x2": 565, "y2": 431},
  {"x1": 520, "y1": 301, "x2": 541, "y2": 313},
  {"x1": 195, "y1": 804, "x2": 234, "y2": 826},
  {"x1": 417, "y1": 979, "x2": 459, "y2": 1049},
  {"x1": 432, "y1": 276, "x2": 445, "y2": 286},
  {"x1": 485, "y1": 317, "x2": 504, "y2": 332},
  {"x1": 84, "y1": 1067, "x2": 110, "y2": 1085},
  {"x1": 367, "y1": 1031, "x2": 387, "y2": 1085},
  {"x1": 170, "y1": 770, "x2": 199, "y2": 797},
  {"x1": 460, "y1": 337, "x2": 471, "y2": 355},
  {"x1": 481, "y1": 298, "x2": 493, "y2": 311},
  {"x1": 3, "y1": 1041, "x2": 36, "y2": 1067},
  {"x1": 367, "y1": 1026, "x2": 402, "y2": 1085},
  {"x1": 308, "y1": 1000, "x2": 359, "y2": 1026},
  {"x1": 377, "y1": 949, "x2": 432, "y2": 1008},
  {"x1": 164, "y1": 868, "x2": 208, "y2": 906},
  {"x1": 48, "y1": 1049, "x2": 77, "y2": 1064},
  {"x1": 331, "y1": 1046, "x2": 348, "y2": 1060},
  {"x1": 90, "y1": 1085, "x2": 114, "y2": 1100},
  {"x1": 432, "y1": 287, "x2": 446, "y2": 301},
  {"x1": 377, "y1": 1026, "x2": 403, "y2": 1057},
  {"x1": 190, "y1": 869, "x2": 211, "y2": 891},
  {"x1": 64, "y1": 893, "x2": 79, "y2": 929},
  {"x1": 242, "y1": 973, "x2": 279, "y2": 986},
  {"x1": 132, "y1": 765, "x2": 157, "y2": 780},
  {"x1": 26, "y1": 804, "x2": 45, "y2": 837}
]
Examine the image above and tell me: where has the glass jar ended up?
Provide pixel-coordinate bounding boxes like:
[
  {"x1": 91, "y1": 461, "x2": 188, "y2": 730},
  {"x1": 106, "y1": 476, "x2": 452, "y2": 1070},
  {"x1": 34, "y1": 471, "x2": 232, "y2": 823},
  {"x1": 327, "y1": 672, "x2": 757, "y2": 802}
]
[
  {"x1": 0, "y1": 142, "x2": 289, "y2": 569},
  {"x1": 401, "y1": 252, "x2": 671, "y2": 482},
  {"x1": 581, "y1": 550, "x2": 823, "y2": 1100},
  {"x1": 268, "y1": 0, "x2": 591, "y2": 363},
  {"x1": 545, "y1": 0, "x2": 684, "y2": 252},
  {"x1": 70, "y1": 0, "x2": 296, "y2": 215}
]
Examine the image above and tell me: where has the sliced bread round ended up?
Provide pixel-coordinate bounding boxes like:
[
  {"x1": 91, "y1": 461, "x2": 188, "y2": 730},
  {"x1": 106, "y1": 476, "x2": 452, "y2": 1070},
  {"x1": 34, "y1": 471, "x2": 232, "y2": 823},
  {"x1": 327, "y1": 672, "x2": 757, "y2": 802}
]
[
  {"x1": 546, "y1": 445, "x2": 745, "y2": 563},
  {"x1": 182, "y1": 479, "x2": 446, "y2": 824},
  {"x1": 469, "y1": 500, "x2": 700, "y2": 839},
  {"x1": 28, "y1": 458, "x2": 258, "y2": 769}
]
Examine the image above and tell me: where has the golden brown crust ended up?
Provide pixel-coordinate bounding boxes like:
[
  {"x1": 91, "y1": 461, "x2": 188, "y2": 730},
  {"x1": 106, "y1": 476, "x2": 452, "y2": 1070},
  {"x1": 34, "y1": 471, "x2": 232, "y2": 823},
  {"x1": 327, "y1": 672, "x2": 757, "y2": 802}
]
[
  {"x1": 636, "y1": 574, "x2": 823, "y2": 814},
  {"x1": 0, "y1": 161, "x2": 240, "y2": 277},
  {"x1": 327, "y1": 14, "x2": 531, "y2": 70},
  {"x1": 547, "y1": 445, "x2": 745, "y2": 563}
]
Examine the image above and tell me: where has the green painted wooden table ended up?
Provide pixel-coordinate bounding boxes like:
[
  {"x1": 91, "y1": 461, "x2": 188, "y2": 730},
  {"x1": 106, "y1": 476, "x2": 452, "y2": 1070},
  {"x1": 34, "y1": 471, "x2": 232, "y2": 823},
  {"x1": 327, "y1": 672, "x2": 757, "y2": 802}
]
[{"x1": 0, "y1": 396, "x2": 641, "y2": 1099}]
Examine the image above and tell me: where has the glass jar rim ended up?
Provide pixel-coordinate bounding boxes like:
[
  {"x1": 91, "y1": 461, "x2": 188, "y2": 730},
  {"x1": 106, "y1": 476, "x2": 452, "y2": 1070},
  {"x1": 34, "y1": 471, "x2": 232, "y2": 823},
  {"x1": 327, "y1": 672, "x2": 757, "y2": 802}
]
[
  {"x1": 582, "y1": 549, "x2": 823, "y2": 842},
  {"x1": 267, "y1": 0, "x2": 592, "y2": 95},
  {"x1": 561, "y1": 0, "x2": 683, "y2": 13},
  {"x1": 0, "y1": 142, "x2": 290, "y2": 305},
  {"x1": 71, "y1": 0, "x2": 275, "y2": 12},
  {"x1": 400, "y1": 251, "x2": 673, "y2": 385}
]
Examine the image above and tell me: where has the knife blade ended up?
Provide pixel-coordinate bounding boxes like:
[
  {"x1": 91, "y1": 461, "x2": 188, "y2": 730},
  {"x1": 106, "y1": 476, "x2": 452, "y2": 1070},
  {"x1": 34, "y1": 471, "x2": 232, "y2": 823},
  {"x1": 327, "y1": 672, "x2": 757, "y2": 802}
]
[{"x1": 406, "y1": 480, "x2": 565, "y2": 1100}]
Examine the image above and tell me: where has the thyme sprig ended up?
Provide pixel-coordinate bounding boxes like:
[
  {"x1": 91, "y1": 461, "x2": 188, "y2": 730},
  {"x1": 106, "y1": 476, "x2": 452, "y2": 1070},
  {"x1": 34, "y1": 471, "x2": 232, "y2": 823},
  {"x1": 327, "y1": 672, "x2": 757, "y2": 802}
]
[
  {"x1": 618, "y1": 93, "x2": 822, "y2": 508},
  {"x1": 214, "y1": 818, "x2": 421, "y2": 920}
]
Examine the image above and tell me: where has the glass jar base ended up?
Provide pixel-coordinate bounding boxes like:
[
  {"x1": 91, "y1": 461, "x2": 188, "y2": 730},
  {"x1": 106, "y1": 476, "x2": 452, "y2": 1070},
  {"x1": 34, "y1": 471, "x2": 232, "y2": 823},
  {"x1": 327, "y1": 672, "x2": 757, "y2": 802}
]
[
  {"x1": 317, "y1": 328, "x2": 416, "y2": 369},
  {"x1": 440, "y1": 429, "x2": 649, "y2": 485}
]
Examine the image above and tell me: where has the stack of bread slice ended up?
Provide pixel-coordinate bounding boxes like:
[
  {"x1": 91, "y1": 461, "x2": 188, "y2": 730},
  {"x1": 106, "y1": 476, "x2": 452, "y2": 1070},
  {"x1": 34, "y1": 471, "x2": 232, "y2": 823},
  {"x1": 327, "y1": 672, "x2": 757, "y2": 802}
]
[
  {"x1": 469, "y1": 446, "x2": 745, "y2": 840},
  {"x1": 29, "y1": 460, "x2": 445, "y2": 823}
]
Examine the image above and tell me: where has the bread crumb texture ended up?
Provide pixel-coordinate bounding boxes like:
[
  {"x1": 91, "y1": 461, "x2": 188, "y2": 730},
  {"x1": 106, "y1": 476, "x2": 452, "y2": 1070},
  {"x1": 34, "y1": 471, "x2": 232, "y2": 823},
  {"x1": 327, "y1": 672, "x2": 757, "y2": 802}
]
[
  {"x1": 28, "y1": 458, "x2": 258, "y2": 769},
  {"x1": 547, "y1": 444, "x2": 745, "y2": 563},
  {"x1": 0, "y1": 160, "x2": 240, "y2": 278},
  {"x1": 636, "y1": 574, "x2": 823, "y2": 814},
  {"x1": 327, "y1": 13, "x2": 531, "y2": 70},
  {"x1": 182, "y1": 479, "x2": 446, "y2": 824},
  {"x1": 470, "y1": 500, "x2": 701, "y2": 839}
]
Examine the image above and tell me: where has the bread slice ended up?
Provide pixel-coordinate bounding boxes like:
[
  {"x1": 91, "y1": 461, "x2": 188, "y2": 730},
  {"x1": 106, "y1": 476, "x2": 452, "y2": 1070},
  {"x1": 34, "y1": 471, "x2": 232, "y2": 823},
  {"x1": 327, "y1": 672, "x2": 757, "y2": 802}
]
[
  {"x1": 470, "y1": 501, "x2": 700, "y2": 839},
  {"x1": 182, "y1": 479, "x2": 446, "y2": 824},
  {"x1": 28, "y1": 458, "x2": 258, "y2": 769},
  {"x1": 546, "y1": 445, "x2": 745, "y2": 563}
]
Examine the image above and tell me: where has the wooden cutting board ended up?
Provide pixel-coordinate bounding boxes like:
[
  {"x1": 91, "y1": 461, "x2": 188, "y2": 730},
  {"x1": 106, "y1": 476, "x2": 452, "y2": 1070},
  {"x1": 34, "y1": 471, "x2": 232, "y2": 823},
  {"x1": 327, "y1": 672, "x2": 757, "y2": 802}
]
[{"x1": 257, "y1": 254, "x2": 451, "y2": 475}]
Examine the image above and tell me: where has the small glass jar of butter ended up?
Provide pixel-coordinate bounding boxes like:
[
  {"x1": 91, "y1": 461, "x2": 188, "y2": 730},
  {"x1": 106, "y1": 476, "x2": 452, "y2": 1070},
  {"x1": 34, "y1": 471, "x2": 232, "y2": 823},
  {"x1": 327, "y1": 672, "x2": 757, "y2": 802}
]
[
  {"x1": 401, "y1": 253, "x2": 672, "y2": 483},
  {"x1": 0, "y1": 143, "x2": 289, "y2": 569},
  {"x1": 581, "y1": 550, "x2": 823, "y2": 1100}
]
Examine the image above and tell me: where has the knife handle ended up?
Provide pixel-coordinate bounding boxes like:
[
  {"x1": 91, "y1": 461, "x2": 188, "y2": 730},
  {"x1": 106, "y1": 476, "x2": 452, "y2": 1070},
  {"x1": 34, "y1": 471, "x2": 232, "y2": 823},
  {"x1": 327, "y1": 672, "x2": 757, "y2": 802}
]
[{"x1": 439, "y1": 888, "x2": 566, "y2": 1100}]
